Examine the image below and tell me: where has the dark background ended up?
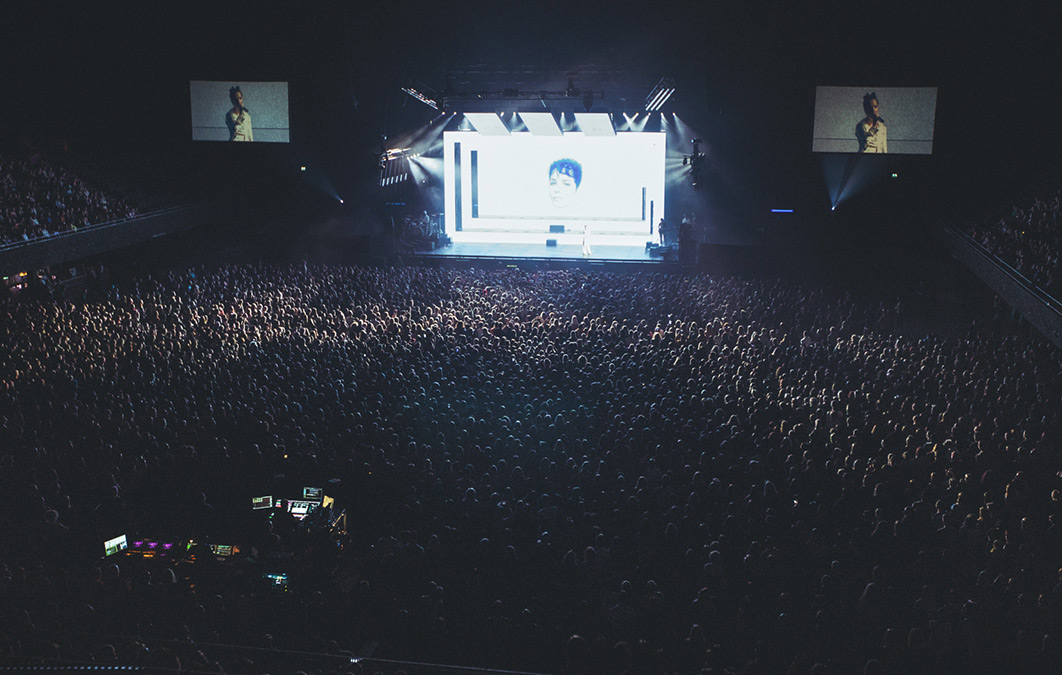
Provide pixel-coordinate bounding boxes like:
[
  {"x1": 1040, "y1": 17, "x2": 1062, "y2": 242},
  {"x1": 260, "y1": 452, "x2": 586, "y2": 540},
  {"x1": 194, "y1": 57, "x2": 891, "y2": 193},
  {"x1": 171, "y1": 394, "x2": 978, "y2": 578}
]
[{"x1": 1, "y1": 1, "x2": 1058, "y2": 233}]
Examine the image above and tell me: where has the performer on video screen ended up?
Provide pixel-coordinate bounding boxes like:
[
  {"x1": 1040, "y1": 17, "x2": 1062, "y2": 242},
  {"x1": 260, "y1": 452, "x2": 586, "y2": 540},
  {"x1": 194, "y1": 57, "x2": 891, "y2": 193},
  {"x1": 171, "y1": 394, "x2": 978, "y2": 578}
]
[
  {"x1": 856, "y1": 92, "x2": 886, "y2": 153},
  {"x1": 227, "y1": 86, "x2": 253, "y2": 142}
]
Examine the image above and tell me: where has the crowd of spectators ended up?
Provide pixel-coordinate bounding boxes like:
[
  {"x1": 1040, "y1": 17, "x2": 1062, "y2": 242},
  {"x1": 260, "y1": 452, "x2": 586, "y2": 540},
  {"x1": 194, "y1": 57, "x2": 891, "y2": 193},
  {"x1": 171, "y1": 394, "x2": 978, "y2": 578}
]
[
  {"x1": 963, "y1": 188, "x2": 1062, "y2": 297},
  {"x1": 0, "y1": 151, "x2": 140, "y2": 245},
  {"x1": 1, "y1": 264, "x2": 1061, "y2": 674}
]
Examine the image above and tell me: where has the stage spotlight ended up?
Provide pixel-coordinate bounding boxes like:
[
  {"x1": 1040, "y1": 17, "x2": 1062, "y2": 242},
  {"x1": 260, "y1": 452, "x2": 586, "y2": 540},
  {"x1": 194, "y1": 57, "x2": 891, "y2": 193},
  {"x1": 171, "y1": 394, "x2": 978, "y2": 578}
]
[
  {"x1": 831, "y1": 205, "x2": 837, "y2": 211},
  {"x1": 300, "y1": 166, "x2": 306, "y2": 172},
  {"x1": 339, "y1": 199, "x2": 344, "y2": 204}
]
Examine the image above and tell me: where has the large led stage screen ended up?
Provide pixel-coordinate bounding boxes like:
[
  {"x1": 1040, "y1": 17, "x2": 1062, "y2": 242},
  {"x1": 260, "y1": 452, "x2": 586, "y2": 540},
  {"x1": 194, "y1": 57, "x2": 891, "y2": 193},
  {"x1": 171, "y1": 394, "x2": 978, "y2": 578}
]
[
  {"x1": 443, "y1": 130, "x2": 665, "y2": 247},
  {"x1": 189, "y1": 81, "x2": 290, "y2": 143},
  {"x1": 812, "y1": 86, "x2": 937, "y2": 154}
]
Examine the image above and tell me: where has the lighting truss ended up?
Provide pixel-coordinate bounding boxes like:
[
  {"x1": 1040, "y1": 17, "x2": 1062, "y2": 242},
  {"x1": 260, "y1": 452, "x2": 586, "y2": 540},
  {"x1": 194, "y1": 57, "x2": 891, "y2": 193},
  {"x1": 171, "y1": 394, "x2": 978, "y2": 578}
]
[{"x1": 402, "y1": 87, "x2": 440, "y2": 110}]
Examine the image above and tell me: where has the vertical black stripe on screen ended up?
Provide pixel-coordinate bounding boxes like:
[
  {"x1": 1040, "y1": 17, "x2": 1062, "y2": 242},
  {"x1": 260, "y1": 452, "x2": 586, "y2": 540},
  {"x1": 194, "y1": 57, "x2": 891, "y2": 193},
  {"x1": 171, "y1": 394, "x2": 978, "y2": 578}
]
[
  {"x1": 470, "y1": 150, "x2": 479, "y2": 219},
  {"x1": 454, "y1": 143, "x2": 462, "y2": 231}
]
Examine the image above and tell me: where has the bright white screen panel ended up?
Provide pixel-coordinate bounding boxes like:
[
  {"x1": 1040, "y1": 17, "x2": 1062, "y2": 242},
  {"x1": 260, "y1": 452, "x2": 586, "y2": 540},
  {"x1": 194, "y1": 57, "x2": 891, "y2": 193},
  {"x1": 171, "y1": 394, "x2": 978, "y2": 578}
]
[{"x1": 443, "y1": 130, "x2": 665, "y2": 247}]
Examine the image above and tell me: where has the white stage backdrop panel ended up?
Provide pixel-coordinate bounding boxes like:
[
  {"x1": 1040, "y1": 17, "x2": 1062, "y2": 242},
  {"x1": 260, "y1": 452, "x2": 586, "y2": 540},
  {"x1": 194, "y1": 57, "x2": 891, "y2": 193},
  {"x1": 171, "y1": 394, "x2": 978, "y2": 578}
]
[{"x1": 444, "y1": 130, "x2": 666, "y2": 238}]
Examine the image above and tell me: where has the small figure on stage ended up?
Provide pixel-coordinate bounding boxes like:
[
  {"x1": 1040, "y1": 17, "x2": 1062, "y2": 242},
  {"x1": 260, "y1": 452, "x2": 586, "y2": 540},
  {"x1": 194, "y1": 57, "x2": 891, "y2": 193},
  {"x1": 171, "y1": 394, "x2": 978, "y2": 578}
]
[{"x1": 658, "y1": 218, "x2": 667, "y2": 246}]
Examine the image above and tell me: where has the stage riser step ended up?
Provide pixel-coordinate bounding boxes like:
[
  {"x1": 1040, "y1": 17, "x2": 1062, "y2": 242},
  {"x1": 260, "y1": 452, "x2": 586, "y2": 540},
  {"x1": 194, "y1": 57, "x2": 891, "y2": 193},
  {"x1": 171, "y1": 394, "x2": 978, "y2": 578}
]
[
  {"x1": 455, "y1": 227, "x2": 653, "y2": 237},
  {"x1": 451, "y1": 232, "x2": 654, "y2": 247},
  {"x1": 457, "y1": 226, "x2": 652, "y2": 236}
]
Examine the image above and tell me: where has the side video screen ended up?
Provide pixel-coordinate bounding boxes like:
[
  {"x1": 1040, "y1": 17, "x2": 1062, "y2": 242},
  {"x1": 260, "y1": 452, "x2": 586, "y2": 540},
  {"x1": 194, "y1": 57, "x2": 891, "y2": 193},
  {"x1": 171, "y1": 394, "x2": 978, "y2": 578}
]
[
  {"x1": 190, "y1": 81, "x2": 290, "y2": 143},
  {"x1": 812, "y1": 86, "x2": 937, "y2": 154}
]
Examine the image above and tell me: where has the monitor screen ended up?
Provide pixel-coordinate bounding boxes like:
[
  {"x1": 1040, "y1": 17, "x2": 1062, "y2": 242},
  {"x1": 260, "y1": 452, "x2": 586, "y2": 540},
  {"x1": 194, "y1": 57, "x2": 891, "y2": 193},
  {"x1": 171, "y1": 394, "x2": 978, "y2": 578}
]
[
  {"x1": 812, "y1": 86, "x2": 937, "y2": 154},
  {"x1": 104, "y1": 534, "x2": 128, "y2": 557},
  {"x1": 303, "y1": 487, "x2": 323, "y2": 501},
  {"x1": 252, "y1": 495, "x2": 273, "y2": 510},
  {"x1": 190, "y1": 81, "x2": 290, "y2": 143},
  {"x1": 210, "y1": 544, "x2": 234, "y2": 557},
  {"x1": 287, "y1": 500, "x2": 314, "y2": 519}
]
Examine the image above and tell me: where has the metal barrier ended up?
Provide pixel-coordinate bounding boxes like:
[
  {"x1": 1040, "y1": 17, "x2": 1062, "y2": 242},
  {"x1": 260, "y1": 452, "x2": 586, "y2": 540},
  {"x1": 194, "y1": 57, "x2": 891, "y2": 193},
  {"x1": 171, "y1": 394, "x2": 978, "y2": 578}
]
[
  {"x1": 0, "y1": 203, "x2": 217, "y2": 277},
  {"x1": 938, "y1": 220, "x2": 1062, "y2": 347}
]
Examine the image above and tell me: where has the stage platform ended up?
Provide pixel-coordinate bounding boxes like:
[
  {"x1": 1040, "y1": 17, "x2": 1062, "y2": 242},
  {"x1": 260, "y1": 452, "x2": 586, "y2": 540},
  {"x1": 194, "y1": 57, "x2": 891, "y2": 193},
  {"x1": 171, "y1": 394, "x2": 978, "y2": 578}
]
[{"x1": 414, "y1": 241, "x2": 670, "y2": 265}]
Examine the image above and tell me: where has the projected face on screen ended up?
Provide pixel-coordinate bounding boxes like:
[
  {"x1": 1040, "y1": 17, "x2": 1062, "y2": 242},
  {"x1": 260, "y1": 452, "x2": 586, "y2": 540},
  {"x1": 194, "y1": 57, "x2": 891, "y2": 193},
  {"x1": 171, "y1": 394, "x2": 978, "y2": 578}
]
[
  {"x1": 863, "y1": 95, "x2": 879, "y2": 119},
  {"x1": 548, "y1": 158, "x2": 582, "y2": 208}
]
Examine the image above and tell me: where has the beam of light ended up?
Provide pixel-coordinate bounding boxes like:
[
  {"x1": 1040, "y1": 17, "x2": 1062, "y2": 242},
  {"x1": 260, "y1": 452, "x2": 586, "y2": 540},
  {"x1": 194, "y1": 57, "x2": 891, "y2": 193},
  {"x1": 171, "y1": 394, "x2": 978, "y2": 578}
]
[
  {"x1": 665, "y1": 157, "x2": 692, "y2": 186},
  {"x1": 558, "y1": 111, "x2": 577, "y2": 132},
  {"x1": 296, "y1": 164, "x2": 339, "y2": 201},
  {"x1": 408, "y1": 155, "x2": 444, "y2": 184},
  {"x1": 385, "y1": 118, "x2": 449, "y2": 161},
  {"x1": 670, "y1": 115, "x2": 700, "y2": 141},
  {"x1": 823, "y1": 154, "x2": 892, "y2": 209},
  {"x1": 770, "y1": 209, "x2": 794, "y2": 213}
]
